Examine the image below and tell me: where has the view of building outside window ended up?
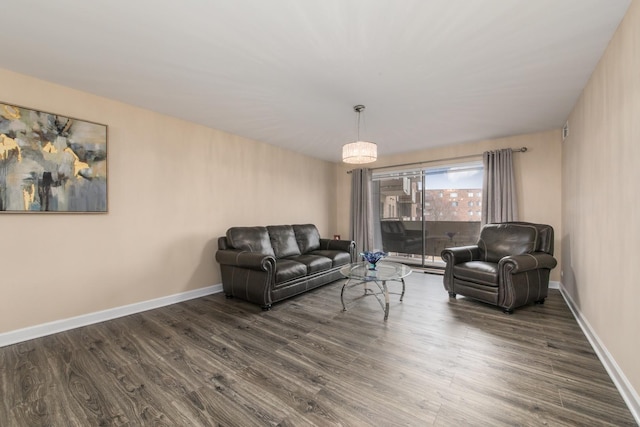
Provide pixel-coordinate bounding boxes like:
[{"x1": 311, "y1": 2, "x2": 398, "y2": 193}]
[{"x1": 423, "y1": 164, "x2": 483, "y2": 221}]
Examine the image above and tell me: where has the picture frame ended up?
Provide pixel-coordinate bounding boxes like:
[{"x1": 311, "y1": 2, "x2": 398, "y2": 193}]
[{"x1": 0, "y1": 102, "x2": 108, "y2": 213}]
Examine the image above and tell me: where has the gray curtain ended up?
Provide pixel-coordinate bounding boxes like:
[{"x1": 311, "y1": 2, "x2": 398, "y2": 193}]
[
  {"x1": 350, "y1": 168, "x2": 373, "y2": 253},
  {"x1": 482, "y1": 148, "x2": 518, "y2": 225}
]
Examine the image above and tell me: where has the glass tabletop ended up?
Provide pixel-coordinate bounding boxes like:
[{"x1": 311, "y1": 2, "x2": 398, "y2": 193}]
[{"x1": 340, "y1": 261, "x2": 412, "y2": 281}]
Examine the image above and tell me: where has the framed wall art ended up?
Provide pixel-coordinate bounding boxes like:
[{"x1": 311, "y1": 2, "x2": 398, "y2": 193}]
[{"x1": 0, "y1": 102, "x2": 107, "y2": 213}]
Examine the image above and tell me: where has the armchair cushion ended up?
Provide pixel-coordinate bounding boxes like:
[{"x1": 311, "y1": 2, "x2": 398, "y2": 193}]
[{"x1": 453, "y1": 261, "x2": 499, "y2": 287}]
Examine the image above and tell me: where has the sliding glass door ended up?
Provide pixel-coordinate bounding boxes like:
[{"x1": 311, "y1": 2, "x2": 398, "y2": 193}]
[{"x1": 372, "y1": 162, "x2": 483, "y2": 268}]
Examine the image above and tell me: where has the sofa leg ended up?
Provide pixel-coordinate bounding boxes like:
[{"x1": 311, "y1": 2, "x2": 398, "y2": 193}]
[
  {"x1": 535, "y1": 298, "x2": 545, "y2": 305},
  {"x1": 502, "y1": 308, "x2": 514, "y2": 314},
  {"x1": 225, "y1": 294, "x2": 233, "y2": 299},
  {"x1": 261, "y1": 304, "x2": 272, "y2": 311},
  {"x1": 448, "y1": 292, "x2": 457, "y2": 298}
]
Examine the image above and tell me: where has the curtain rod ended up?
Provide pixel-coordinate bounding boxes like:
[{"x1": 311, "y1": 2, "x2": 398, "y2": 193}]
[{"x1": 346, "y1": 147, "x2": 527, "y2": 174}]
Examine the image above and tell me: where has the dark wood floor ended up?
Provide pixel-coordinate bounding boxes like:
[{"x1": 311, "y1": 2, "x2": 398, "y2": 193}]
[{"x1": 1, "y1": 273, "x2": 636, "y2": 426}]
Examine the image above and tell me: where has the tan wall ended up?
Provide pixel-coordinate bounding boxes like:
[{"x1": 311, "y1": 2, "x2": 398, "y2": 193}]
[
  {"x1": 335, "y1": 129, "x2": 563, "y2": 282},
  {"x1": 0, "y1": 68, "x2": 336, "y2": 334},
  {"x1": 562, "y1": 0, "x2": 640, "y2": 397}
]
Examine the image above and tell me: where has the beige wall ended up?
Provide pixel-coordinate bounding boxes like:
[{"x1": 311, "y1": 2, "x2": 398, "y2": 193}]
[
  {"x1": 0, "y1": 68, "x2": 336, "y2": 334},
  {"x1": 335, "y1": 129, "x2": 563, "y2": 281},
  {"x1": 562, "y1": 0, "x2": 640, "y2": 398}
]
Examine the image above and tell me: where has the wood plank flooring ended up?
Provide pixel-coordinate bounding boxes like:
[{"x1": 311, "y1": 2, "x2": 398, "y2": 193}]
[{"x1": 0, "y1": 273, "x2": 636, "y2": 426}]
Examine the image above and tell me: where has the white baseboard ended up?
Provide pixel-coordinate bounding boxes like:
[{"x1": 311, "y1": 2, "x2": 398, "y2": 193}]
[
  {"x1": 548, "y1": 280, "x2": 560, "y2": 289},
  {"x1": 0, "y1": 284, "x2": 223, "y2": 348},
  {"x1": 558, "y1": 283, "x2": 640, "y2": 425}
]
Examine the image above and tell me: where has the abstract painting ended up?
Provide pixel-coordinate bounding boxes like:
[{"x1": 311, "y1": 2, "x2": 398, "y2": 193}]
[{"x1": 0, "y1": 102, "x2": 107, "y2": 213}]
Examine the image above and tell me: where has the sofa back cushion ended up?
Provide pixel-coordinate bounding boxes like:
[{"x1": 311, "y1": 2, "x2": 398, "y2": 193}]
[
  {"x1": 267, "y1": 225, "x2": 302, "y2": 258},
  {"x1": 292, "y1": 224, "x2": 321, "y2": 253},
  {"x1": 478, "y1": 223, "x2": 538, "y2": 263},
  {"x1": 226, "y1": 226, "x2": 275, "y2": 256}
]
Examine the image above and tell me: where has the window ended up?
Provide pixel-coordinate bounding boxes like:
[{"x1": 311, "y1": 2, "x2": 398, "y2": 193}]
[
  {"x1": 372, "y1": 161, "x2": 483, "y2": 268},
  {"x1": 387, "y1": 204, "x2": 395, "y2": 218}
]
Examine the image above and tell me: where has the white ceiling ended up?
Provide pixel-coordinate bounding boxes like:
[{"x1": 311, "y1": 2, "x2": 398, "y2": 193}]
[{"x1": 1, "y1": 0, "x2": 631, "y2": 162}]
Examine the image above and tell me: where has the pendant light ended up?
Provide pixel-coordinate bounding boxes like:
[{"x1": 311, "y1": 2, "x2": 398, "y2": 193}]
[{"x1": 342, "y1": 105, "x2": 377, "y2": 164}]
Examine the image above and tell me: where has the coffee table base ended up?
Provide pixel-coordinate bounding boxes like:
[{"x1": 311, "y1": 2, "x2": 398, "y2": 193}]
[{"x1": 341, "y1": 278, "x2": 405, "y2": 321}]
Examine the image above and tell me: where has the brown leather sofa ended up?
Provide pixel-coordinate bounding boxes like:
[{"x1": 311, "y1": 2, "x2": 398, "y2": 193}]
[
  {"x1": 441, "y1": 222, "x2": 557, "y2": 313},
  {"x1": 215, "y1": 224, "x2": 355, "y2": 310}
]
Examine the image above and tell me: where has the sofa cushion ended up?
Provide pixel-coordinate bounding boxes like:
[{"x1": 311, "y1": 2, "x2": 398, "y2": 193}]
[
  {"x1": 226, "y1": 226, "x2": 275, "y2": 256},
  {"x1": 267, "y1": 225, "x2": 302, "y2": 258},
  {"x1": 274, "y1": 259, "x2": 307, "y2": 284},
  {"x1": 478, "y1": 223, "x2": 537, "y2": 263},
  {"x1": 453, "y1": 261, "x2": 499, "y2": 287},
  {"x1": 286, "y1": 254, "x2": 332, "y2": 274},
  {"x1": 310, "y1": 249, "x2": 351, "y2": 267},
  {"x1": 292, "y1": 224, "x2": 321, "y2": 253}
]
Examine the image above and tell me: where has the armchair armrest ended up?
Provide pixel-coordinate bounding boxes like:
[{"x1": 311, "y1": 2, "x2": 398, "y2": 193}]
[
  {"x1": 215, "y1": 249, "x2": 276, "y2": 271},
  {"x1": 499, "y1": 252, "x2": 557, "y2": 274},
  {"x1": 440, "y1": 245, "x2": 481, "y2": 265},
  {"x1": 441, "y1": 245, "x2": 481, "y2": 294}
]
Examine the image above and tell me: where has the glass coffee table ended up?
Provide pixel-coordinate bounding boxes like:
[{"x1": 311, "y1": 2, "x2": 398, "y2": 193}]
[{"x1": 339, "y1": 261, "x2": 412, "y2": 320}]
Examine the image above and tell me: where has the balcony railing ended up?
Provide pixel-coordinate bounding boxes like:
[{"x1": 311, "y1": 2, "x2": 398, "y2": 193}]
[{"x1": 379, "y1": 220, "x2": 481, "y2": 262}]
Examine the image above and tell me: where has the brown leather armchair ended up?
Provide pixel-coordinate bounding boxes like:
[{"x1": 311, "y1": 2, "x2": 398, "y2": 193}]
[{"x1": 441, "y1": 222, "x2": 557, "y2": 313}]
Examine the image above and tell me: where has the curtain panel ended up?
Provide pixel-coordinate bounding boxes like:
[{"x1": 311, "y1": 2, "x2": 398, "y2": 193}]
[
  {"x1": 482, "y1": 148, "x2": 518, "y2": 225},
  {"x1": 350, "y1": 168, "x2": 373, "y2": 253}
]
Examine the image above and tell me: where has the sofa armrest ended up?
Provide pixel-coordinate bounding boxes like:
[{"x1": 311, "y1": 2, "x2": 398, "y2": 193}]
[
  {"x1": 215, "y1": 249, "x2": 276, "y2": 271},
  {"x1": 499, "y1": 252, "x2": 557, "y2": 274},
  {"x1": 319, "y1": 238, "x2": 357, "y2": 262},
  {"x1": 440, "y1": 245, "x2": 481, "y2": 265}
]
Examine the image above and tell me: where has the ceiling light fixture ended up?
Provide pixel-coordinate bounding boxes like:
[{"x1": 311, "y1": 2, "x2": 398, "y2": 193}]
[{"x1": 342, "y1": 105, "x2": 377, "y2": 164}]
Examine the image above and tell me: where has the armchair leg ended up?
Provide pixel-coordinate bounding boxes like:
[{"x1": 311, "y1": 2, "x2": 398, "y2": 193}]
[
  {"x1": 448, "y1": 292, "x2": 457, "y2": 298},
  {"x1": 502, "y1": 308, "x2": 514, "y2": 314},
  {"x1": 535, "y1": 298, "x2": 545, "y2": 305},
  {"x1": 261, "y1": 304, "x2": 272, "y2": 311},
  {"x1": 225, "y1": 294, "x2": 233, "y2": 299}
]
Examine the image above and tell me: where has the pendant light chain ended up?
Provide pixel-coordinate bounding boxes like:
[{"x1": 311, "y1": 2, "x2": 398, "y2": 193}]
[{"x1": 357, "y1": 107, "x2": 361, "y2": 141}]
